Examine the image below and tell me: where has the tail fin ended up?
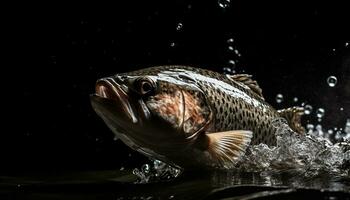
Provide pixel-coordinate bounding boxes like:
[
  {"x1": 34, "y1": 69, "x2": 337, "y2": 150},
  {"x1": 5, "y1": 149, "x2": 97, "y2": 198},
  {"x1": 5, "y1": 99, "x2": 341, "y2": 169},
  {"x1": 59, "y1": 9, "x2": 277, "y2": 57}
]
[{"x1": 277, "y1": 107, "x2": 305, "y2": 134}]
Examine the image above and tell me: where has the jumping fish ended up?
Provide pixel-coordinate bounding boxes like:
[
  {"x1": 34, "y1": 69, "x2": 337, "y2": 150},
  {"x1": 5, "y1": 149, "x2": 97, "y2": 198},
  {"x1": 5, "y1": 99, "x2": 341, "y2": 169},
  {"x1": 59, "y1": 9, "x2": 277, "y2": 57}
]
[{"x1": 90, "y1": 66, "x2": 305, "y2": 169}]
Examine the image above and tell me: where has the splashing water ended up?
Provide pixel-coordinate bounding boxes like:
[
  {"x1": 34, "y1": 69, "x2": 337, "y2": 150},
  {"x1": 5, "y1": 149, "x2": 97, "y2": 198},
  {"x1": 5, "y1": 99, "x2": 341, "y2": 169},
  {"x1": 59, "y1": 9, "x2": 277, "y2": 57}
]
[
  {"x1": 133, "y1": 160, "x2": 181, "y2": 183},
  {"x1": 237, "y1": 119, "x2": 350, "y2": 177},
  {"x1": 133, "y1": 119, "x2": 349, "y2": 183}
]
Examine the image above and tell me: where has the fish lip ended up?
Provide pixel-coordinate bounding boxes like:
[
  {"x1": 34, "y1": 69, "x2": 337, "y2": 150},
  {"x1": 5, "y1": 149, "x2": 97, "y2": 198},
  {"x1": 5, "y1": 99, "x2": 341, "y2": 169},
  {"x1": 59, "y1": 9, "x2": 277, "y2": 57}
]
[{"x1": 93, "y1": 78, "x2": 138, "y2": 124}]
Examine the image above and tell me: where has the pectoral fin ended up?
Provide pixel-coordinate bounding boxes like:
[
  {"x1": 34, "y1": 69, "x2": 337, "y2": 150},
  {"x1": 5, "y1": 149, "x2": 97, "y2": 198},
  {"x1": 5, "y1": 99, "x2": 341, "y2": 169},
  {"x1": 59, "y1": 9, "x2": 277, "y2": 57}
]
[
  {"x1": 206, "y1": 130, "x2": 252, "y2": 168},
  {"x1": 278, "y1": 106, "x2": 305, "y2": 134}
]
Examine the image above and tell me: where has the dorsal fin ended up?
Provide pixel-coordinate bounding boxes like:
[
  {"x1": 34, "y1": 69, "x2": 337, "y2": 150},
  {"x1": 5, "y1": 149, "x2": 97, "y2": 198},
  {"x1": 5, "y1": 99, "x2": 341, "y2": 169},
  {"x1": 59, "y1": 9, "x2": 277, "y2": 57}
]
[
  {"x1": 226, "y1": 74, "x2": 264, "y2": 100},
  {"x1": 278, "y1": 106, "x2": 305, "y2": 134}
]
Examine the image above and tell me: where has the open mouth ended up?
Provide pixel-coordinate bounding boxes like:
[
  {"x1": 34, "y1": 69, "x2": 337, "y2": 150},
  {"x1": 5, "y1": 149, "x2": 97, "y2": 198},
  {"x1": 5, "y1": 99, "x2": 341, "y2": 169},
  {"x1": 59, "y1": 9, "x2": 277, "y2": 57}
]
[{"x1": 92, "y1": 78, "x2": 138, "y2": 123}]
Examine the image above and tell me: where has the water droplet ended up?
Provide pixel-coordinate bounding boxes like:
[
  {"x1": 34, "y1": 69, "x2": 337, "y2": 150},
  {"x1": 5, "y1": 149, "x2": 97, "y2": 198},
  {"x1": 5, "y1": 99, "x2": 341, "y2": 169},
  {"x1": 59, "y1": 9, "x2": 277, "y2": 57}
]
[
  {"x1": 169, "y1": 195, "x2": 174, "y2": 199},
  {"x1": 316, "y1": 108, "x2": 325, "y2": 118},
  {"x1": 340, "y1": 107, "x2": 344, "y2": 111},
  {"x1": 327, "y1": 76, "x2": 337, "y2": 87},
  {"x1": 176, "y1": 23, "x2": 183, "y2": 31},
  {"x1": 227, "y1": 38, "x2": 234, "y2": 44},
  {"x1": 316, "y1": 124, "x2": 323, "y2": 137},
  {"x1": 345, "y1": 119, "x2": 350, "y2": 134},
  {"x1": 113, "y1": 136, "x2": 118, "y2": 141},
  {"x1": 218, "y1": 0, "x2": 231, "y2": 8},
  {"x1": 332, "y1": 48, "x2": 336, "y2": 52},
  {"x1": 293, "y1": 97, "x2": 298, "y2": 102},
  {"x1": 327, "y1": 129, "x2": 334, "y2": 134},
  {"x1": 345, "y1": 42, "x2": 349, "y2": 47},
  {"x1": 228, "y1": 60, "x2": 236, "y2": 66},
  {"x1": 223, "y1": 67, "x2": 232, "y2": 74},
  {"x1": 335, "y1": 131, "x2": 342, "y2": 141},
  {"x1": 304, "y1": 104, "x2": 313, "y2": 115},
  {"x1": 275, "y1": 94, "x2": 283, "y2": 103},
  {"x1": 234, "y1": 49, "x2": 240, "y2": 55},
  {"x1": 170, "y1": 42, "x2": 176, "y2": 47},
  {"x1": 120, "y1": 166, "x2": 125, "y2": 171},
  {"x1": 306, "y1": 124, "x2": 314, "y2": 130},
  {"x1": 141, "y1": 164, "x2": 150, "y2": 174},
  {"x1": 228, "y1": 46, "x2": 234, "y2": 51}
]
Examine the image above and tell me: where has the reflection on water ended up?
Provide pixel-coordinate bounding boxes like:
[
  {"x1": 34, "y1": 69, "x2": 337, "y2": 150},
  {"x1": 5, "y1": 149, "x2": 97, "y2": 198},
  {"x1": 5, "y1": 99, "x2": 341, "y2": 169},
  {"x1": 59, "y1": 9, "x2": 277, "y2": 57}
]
[{"x1": 1, "y1": 168, "x2": 349, "y2": 199}]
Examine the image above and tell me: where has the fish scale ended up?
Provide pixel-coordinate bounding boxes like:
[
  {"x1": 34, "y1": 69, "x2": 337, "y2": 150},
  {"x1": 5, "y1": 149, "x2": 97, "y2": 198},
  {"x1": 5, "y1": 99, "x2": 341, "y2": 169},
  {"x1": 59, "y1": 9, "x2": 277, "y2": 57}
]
[{"x1": 195, "y1": 76, "x2": 279, "y2": 146}]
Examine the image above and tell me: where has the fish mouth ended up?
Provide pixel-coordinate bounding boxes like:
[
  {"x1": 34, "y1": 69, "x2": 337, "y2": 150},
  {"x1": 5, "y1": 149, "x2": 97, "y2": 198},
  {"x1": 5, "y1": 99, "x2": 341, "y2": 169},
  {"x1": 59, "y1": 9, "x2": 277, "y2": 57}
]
[{"x1": 90, "y1": 78, "x2": 138, "y2": 124}]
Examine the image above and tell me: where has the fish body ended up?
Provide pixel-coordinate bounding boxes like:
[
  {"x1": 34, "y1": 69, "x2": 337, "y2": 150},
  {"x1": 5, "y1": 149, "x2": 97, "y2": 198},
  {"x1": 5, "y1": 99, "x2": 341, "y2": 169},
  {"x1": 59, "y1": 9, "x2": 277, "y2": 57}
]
[{"x1": 91, "y1": 66, "x2": 304, "y2": 169}]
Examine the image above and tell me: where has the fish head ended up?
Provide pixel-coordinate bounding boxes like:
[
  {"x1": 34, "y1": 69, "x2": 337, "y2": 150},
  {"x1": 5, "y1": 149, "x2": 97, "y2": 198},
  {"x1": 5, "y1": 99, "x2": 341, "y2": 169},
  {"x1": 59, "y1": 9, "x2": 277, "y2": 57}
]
[{"x1": 90, "y1": 70, "x2": 212, "y2": 159}]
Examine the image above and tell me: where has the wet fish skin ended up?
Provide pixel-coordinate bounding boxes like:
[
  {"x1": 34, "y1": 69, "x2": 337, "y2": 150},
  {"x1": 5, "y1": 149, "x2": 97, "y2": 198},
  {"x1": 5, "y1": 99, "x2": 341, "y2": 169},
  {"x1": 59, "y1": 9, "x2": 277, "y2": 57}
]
[{"x1": 91, "y1": 65, "x2": 304, "y2": 169}]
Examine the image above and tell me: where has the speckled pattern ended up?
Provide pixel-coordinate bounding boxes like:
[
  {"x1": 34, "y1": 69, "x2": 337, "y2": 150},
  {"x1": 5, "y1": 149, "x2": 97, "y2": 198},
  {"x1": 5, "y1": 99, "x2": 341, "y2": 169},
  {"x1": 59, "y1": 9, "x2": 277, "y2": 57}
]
[{"x1": 118, "y1": 65, "x2": 282, "y2": 146}]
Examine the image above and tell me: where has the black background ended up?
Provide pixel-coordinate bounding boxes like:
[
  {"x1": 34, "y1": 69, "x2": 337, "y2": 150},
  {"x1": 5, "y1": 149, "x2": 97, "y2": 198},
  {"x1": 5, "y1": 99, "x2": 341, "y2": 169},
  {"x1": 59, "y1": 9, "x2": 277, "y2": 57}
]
[{"x1": 6, "y1": 1, "x2": 350, "y2": 173}]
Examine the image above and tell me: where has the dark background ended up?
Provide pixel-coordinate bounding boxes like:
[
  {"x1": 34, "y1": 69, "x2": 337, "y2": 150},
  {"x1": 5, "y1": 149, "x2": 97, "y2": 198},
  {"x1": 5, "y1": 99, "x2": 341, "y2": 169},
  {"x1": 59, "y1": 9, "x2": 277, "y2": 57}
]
[{"x1": 6, "y1": 1, "x2": 350, "y2": 173}]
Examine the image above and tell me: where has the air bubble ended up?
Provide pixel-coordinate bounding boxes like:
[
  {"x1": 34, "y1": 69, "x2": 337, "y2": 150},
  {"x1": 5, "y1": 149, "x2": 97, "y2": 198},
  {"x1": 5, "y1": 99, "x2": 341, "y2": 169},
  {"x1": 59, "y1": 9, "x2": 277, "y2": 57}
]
[
  {"x1": 228, "y1": 60, "x2": 236, "y2": 66},
  {"x1": 304, "y1": 104, "x2": 313, "y2": 115},
  {"x1": 275, "y1": 94, "x2": 283, "y2": 103},
  {"x1": 223, "y1": 67, "x2": 232, "y2": 74},
  {"x1": 293, "y1": 97, "x2": 298, "y2": 102},
  {"x1": 316, "y1": 108, "x2": 325, "y2": 118},
  {"x1": 170, "y1": 42, "x2": 176, "y2": 47},
  {"x1": 327, "y1": 76, "x2": 337, "y2": 87},
  {"x1": 227, "y1": 38, "x2": 234, "y2": 44},
  {"x1": 176, "y1": 23, "x2": 183, "y2": 31},
  {"x1": 218, "y1": 0, "x2": 231, "y2": 8}
]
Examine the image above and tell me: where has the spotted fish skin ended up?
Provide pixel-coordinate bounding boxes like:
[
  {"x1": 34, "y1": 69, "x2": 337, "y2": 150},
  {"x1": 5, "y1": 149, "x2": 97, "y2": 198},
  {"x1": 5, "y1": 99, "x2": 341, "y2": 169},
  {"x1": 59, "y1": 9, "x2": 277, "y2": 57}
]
[
  {"x1": 91, "y1": 65, "x2": 304, "y2": 169},
  {"x1": 119, "y1": 65, "x2": 280, "y2": 146}
]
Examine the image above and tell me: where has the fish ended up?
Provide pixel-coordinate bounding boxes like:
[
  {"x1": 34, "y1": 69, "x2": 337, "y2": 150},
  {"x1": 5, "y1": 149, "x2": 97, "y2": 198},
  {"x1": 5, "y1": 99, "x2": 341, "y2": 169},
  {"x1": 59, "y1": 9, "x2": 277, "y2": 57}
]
[{"x1": 90, "y1": 66, "x2": 305, "y2": 169}]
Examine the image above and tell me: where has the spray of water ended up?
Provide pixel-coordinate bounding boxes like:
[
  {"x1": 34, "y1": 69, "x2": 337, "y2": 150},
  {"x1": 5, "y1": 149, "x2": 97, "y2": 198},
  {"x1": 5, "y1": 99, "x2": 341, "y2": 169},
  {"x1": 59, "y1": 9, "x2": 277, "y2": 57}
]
[
  {"x1": 133, "y1": 119, "x2": 349, "y2": 183},
  {"x1": 237, "y1": 119, "x2": 350, "y2": 177}
]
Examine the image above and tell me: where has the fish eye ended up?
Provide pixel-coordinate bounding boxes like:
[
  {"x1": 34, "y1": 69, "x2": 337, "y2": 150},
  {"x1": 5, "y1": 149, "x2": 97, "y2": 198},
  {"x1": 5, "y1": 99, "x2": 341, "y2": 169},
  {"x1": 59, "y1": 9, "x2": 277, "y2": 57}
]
[{"x1": 135, "y1": 77, "x2": 156, "y2": 95}]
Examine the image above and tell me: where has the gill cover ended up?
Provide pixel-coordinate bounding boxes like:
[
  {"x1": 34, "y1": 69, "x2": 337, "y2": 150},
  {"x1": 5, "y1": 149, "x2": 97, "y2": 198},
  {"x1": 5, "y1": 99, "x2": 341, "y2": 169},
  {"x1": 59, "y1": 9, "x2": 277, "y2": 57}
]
[{"x1": 145, "y1": 79, "x2": 212, "y2": 140}]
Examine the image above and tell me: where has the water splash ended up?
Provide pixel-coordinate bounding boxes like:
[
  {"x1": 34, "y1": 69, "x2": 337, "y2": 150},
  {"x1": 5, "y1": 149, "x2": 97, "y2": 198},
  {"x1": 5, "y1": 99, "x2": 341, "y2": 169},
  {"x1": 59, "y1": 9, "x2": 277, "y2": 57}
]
[
  {"x1": 237, "y1": 120, "x2": 350, "y2": 177},
  {"x1": 133, "y1": 120, "x2": 349, "y2": 183},
  {"x1": 133, "y1": 160, "x2": 181, "y2": 183}
]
